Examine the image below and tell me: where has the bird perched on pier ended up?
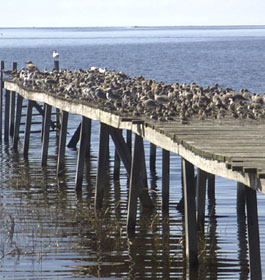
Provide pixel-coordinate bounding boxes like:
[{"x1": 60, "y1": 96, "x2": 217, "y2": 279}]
[
  {"x1": 52, "y1": 50, "x2": 59, "y2": 60},
  {"x1": 26, "y1": 61, "x2": 39, "y2": 72}
]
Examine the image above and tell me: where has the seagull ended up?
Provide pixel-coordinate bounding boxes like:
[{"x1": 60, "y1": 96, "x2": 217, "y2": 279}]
[
  {"x1": 52, "y1": 50, "x2": 59, "y2": 60},
  {"x1": 26, "y1": 61, "x2": 39, "y2": 72}
]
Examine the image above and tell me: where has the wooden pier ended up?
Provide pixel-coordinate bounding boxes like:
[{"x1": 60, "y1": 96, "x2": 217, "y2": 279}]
[{"x1": 1, "y1": 62, "x2": 264, "y2": 279}]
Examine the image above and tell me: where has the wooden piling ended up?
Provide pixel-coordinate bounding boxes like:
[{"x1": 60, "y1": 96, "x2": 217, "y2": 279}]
[
  {"x1": 162, "y1": 149, "x2": 170, "y2": 213},
  {"x1": 75, "y1": 116, "x2": 90, "y2": 191},
  {"x1": 67, "y1": 122, "x2": 81, "y2": 148},
  {"x1": 182, "y1": 158, "x2": 198, "y2": 265},
  {"x1": 41, "y1": 103, "x2": 52, "y2": 166},
  {"x1": 237, "y1": 182, "x2": 246, "y2": 216},
  {"x1": 23, "y1": 100, "x2": 33, "y2": 157},
  {"x1": 0, "y1": 61, "x2": 4, "y2": 142},
  {"x1": 126, "y1": 130, "x2": 132, "y2": 153},
  {"x1": 4, "y1": 89, "x2": 10, "y2": 143},
  {"x1": 245, "y1": 186, "x2": 262, "y2": 279},
  {"x1": 150, "y1": 143, "x2": 156, "y2": 172},
  {"x1": 13, "y1": 94, "x2": 23, "y2": 151},
  {"x1": 196, "y1": 168, "x2": 207, "y2": 231},
  {"x1": 127, "y1": 134, "x2": 153, "y2": 231},
  {"x1": 9, "y1": 62, "x2": 17, "y2": 137},
  {"x1": 114, "y1": 146, "x2": 121, "y2": 181},
  {"x1": 57, "y1": 110, "x2": 69, "y2": 176},
  {"x1": 95, "y1": 122, "x2": 110, "y2": 208}
]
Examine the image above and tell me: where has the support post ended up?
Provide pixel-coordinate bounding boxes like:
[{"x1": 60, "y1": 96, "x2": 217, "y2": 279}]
[
  {"x1": 196, "y1": 168, "x2": 207, "y2": 231},
  {"x1": 245, "y1": 187, "x2": 262, "y2": 279},
  {"x1": 67, "y1": 122, "x2": 81, "y2": 148},
  {"x1": 182, "y1": 158, "x2": 198, "y2": 265},
  {"x1": 162, "y1": 149, "x2": 170, "y2": 213},
  {"x1": 23, "y1": 100, "x2": 33, "y2": 157},
  {"x1": 114, "y1": 148, "x2": 121, "y2": 180},
  {"x1": 127, "y1": 134, "x2": 153, "y2": 231},
  {"x1": 126, "y1": 130, "x2": 132, "y2": 153},
  {"x1": 75, "y1": 116, "x2": 90, "y2": 191},
  {"x1": 0, "y1": 61, "x2": 4, "y2": 142},
  {"x1": 4, "y1": 89, "x2": 10, "y2": 143},
  {"x1": 41, "y1": 103, "x2": 52, "y2": 166},
  {"x1": 13, "y1": 94, "x2": 23, "y2": 151},
  {"x1": 9, "y1": 62, "x2": 17, "y2": 137},
  {"x1": 95, "y1": 122, "x2": 109, "y2": 208},
  {"x1": 150, "y1": 143, "x2": 156, "y2": 172},
  {"x1": 57, "y1": 110, "x2": 69, "y2": 176}
]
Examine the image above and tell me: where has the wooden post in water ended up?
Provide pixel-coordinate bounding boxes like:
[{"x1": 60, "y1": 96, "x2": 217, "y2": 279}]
[
  {"x1": 13, "y1": 94, "x2": 23, "y2": 151},
  {"x1": 23, "y1": 100, "x2": 33, "y2": 157},
  {"x1": 95, "y1": 122, "x2": 110, "y2": 208},
  {"x1": 150, "y1": 143, "x2": 156, "y2": 173},
  {"x1": 245, "y1": 186, "x2": 262, "y2": 279},
  {"x1": 237, "y1": 182, "x2": 246, "y2": 216},
  {"x1": 57, "y1": 110, "x2": 69, "y2": 176},
  {"x1": 113, "y1": 129, "x2": 122, "y2": 180},
  {"x1": 9, "y1": 62, "x2": 17, "y2": 137},
  {"x1": 162, "y1": 149, "x2": 170, "y2": 213},
  {"x1": 196, "y1": 168, "x2": 207, "y2": 231},
  {"x1": 41, "y1": 103, "x2": 52, "y2": 166},
  {"x1": 4, "y1": 89, "x2": 10, "y2": 143},
  {"x1": 75, "y1": 116, "x2": 90, "y2": 191},
  {"x1": 67, "y1": 122, "x2": 81, "y2": 148},
  {"x1": 182, "y1": 158, "x2": 198, "y2": 266},
  {"x1": 126, "y1": 130, "x2": 132, "y2": 153},
  {"x1": 127, "y1": 134, "x2": 153, "y2": 231},
  {"x1": 0, "y1": 61, "x2": 4, "y2": 142}
]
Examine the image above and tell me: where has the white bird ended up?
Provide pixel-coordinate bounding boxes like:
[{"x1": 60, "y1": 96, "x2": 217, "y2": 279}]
[{"x1": 52, "y1": 50, "x2": 59, "y2": 60}]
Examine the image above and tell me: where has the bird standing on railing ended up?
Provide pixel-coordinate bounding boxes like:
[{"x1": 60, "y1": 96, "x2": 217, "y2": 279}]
[{"x1": 52, "y1": 50, "x2": 59, "y2": 60}]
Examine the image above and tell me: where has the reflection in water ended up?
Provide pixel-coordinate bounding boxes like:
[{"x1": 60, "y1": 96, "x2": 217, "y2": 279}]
[{"x1": 0, "y1": 123, "x2": 259, "y2": 279}]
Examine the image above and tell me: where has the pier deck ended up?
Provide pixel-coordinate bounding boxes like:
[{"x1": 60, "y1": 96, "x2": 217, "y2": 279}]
[{"x1": 4, "y1": 80, "x2": 265, "y2": 194}]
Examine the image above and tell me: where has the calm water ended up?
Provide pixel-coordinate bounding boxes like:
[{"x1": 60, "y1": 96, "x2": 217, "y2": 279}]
[{"x1": 0, "y1": 26, "x2": 265, "y2": 279}]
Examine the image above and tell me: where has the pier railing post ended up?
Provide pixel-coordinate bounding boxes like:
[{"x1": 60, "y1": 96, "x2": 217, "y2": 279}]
[{"x1": 182, "y1": 158, "x2": 198, "y2": 266}]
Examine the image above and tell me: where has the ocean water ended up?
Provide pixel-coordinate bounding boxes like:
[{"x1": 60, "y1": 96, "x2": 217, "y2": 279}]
[{"x1": 0, "y1": 26, "x2": 265, "y2": 279}]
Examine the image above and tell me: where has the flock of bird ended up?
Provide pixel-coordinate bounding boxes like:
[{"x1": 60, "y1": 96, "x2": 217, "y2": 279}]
[{"x1": 6, "y1": 55, "x2": 265, "y2": 124}]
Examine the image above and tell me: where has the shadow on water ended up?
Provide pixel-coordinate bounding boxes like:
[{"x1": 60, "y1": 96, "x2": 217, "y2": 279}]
[{"x1": 0, "y1": 131, "x2": 257, "y2": 279}]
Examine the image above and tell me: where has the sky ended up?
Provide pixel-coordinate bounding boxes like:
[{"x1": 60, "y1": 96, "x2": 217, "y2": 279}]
[{"x1": 0, "y1": 0, "x2": 265, "y2": 27}]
